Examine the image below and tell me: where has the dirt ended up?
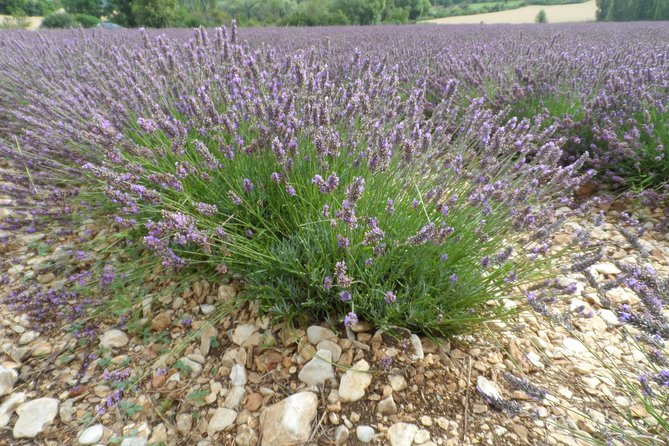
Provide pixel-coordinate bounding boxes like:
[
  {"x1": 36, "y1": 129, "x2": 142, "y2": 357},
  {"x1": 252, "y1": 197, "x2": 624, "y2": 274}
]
[{"x1": 424, "y1": 1, "x2": 597, "y2": 25}]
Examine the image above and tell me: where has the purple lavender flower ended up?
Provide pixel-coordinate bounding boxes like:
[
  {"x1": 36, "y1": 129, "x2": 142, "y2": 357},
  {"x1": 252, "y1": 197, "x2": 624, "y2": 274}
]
[
  {"x1": 340, "y1": 291, "x2": 352, "y2": 302},
  {"x1": 344, "y1": 311, "x2": 358, "y2": 327},
  {"x1": 450, "y1": 274, "x2": 458, "y2": 283},
  {"x1": 384, "y1": 291, "x2": 397, "y2": 304},
  {"x1": 243, "y1": 178, "x2": 254, "y2": 193}
]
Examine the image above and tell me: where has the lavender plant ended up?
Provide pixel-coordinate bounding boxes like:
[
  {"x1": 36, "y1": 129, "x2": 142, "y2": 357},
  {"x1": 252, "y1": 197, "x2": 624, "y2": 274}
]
[{"x1": 0, "y1": 26, "x2": 589, "y2": 337}]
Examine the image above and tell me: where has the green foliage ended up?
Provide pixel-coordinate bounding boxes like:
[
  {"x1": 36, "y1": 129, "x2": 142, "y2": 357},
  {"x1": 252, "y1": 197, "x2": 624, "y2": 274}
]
[
  {"x1": 105, "y1": 0, "x2": 135, "y2": 26},
  {"x1": 63, "y1": 0, "x2": 102, "y2": 17},
  {"x1": 0, "y1": 0, "x2": 56, "y2": 15},
  {"x1": 596, "y1": 0, "x2": 669, "y2": 20},
  {"x1": 535, "y1": 8, "x2": 547, "y2": 22},
  {"x1": 131, "y1": 0, "x2": 177, "y2": 27},
  {"x1": 41, "y1": 12, "x2": 78, "y2": 28},
  {"x1": 74, "y1": 13, "x2": 100, "y2": 27},
  {"x1": 0, "y1": 10, "x2": 30, "y2": 29}
]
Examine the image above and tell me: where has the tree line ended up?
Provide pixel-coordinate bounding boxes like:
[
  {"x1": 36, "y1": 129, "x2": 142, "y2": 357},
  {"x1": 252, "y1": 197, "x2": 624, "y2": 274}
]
[{"x1": 596, "y1": 0, "x2": 669, "y2": 21}]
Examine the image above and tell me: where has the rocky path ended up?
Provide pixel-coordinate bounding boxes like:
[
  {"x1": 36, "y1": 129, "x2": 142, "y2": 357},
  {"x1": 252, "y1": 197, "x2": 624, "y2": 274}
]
[{"x1": 1, "y1": 159, "x2": 668, "y2": 446}]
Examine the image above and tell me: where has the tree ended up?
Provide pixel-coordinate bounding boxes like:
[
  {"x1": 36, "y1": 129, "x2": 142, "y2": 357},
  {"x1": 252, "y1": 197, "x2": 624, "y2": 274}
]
[
  {"x1": 105, "y1": 0, "x2": 135, "y2": 26},
  {"x1": 608, "y1": 0, "x2": 634, "y2": 20},
  {"x1": 63, "y1": 0, "x2": 103, "y2": 17},
  {"x1": 391, "y1": 0, "x2": 431, "y2": 20},
  {"x1": 131, "y1": 0, "x2": 177, "y2": 27},
  {"x1": 334, "y1": 0, "x2": 386, "y2": 24},
  {"x1": 636, "y1": 0, "x2": 656, "y2": 20},
  {"x1": 595, "y1": 0, "x2": 611, "y2": 20},
  {"x1": 535, "y1": 9, "x2": 547, "y2": 23}
]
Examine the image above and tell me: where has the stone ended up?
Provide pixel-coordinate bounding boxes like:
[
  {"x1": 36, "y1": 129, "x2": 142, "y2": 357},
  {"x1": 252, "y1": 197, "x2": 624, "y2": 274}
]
[
  {"x1": 13, "y1": 398, "x2": 59, "y2": 439},
  {"x1": 0, "y1": 392, "x2": 26, "y2": 427},
  {"x1": 476, "y1": 376, "x2": 503, "y2": 402},
  {"x1": 224, "y1": 386, "x2": 246, "y2": 409},
  {"x1": 562, "y1": 338, "x2": 587, "y2": 354},
  {"x1": 511, "y1": 424, "x2": 530, "y2": 443},
  {"x1": 59, "y1": 399, "x2": 73, "y2": 423},
  {"x1": 120, "y1": 438, "x2": 147, "y2": 446},
  {"x1": 18, "y1": 331, "x2": 38, "y2": 345},
  {"x1": 420, "y1": 416, "x2": 432, "y2": 427},
  {"x1": 236, "y1": 425, "x2": 258, "y2": 446},
  {"x1": 307, "y1": 326, "x2": 336, "y2": 345},
  {"x1": 179, "y1": 358, "x2": 203, "y2": 377},
  {"x1": 260, "y1": 392, "x2": 318, "y2": 446},
  {"x1": 149, "y1": 423, "x2": 167, "y2": 444},
  {"x1": 298, "y1": 349, "x2": 334, "y2": 386},
  {"x1": 377, "y1": 395, "x2": 397, "y2": 415},
  {"x1": 594, "y1": 263, "x2": 621, "y2": 275},
  {"x1": 414, "y1": 429, "x2": 431, "y2": 444},
  {"x1": 245, "y1": 392, "x2": 263, "y2": 412},
  {"x1": 598, "y1": 309, "x2": 621, "y2": 327},
  {"x1": 356, "y1": 425, "x2": 375, "y2": 443},
  {"x1": 200, "y1": 304, "x2": 216, "y2": 315},
  {"x1": 230, "y1": 364, "x2": 247, "y2": 386},
  {"x1": 151, "y1": 312, "x2": 172, "y2": 332},
  {"x1": 316, "y1": 340, "x2": 342, "y2": 362},
  {"x1": 338, "y1": 359, "x2": 372, "y2": 402},
  {"x1": 389, "y1": 374, "x2": 407, "y2": 392},
  {"x1": 100, "y1": 329, "x2": 129, "y2": 348},
  {"x1": 200, "y1": 326, "x2": 218, "y2": 356},
  {"x1": 78, "y1": 424, "x2": 104, "y2": 445},
  {"x1": 409, "y1": 334, "x2": 424, "y2": 361},
  {"x1": 0, "y1": 367, "x2": 18, "y2": 396},
  {"x1": 334, "y1": 425, "x2": 349, "y2": 445},
  {"x1": 207, "y1": 408, "x2": 237, "y2": 436},
  {"x1": 176, "y1": 414, "x2": 192, "y2": 434},
  {"x1": 387, "y1": 422, "x2": 419, "y2": 446},
  {"x1": 232, "y1": 324, "x2": 258, "y2": 346}
]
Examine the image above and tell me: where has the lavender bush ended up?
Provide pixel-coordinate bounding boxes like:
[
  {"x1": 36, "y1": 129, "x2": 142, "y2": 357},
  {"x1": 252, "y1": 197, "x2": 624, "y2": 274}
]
[{"x1": 0, "y1": 25, "x2": 591, "y2": 336}]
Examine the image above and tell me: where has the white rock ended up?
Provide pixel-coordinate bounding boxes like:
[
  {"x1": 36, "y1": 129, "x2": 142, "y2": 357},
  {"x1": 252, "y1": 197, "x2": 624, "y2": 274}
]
[
  {"x1": 13, "y1": 398, "x2": 59, "y2": 439},
  {"x1": 18, "y1": 331, "x2": 38, "y2": 345},
  {"x1": 179, "y1": 358, "x2": 203, "y2": 377},
  {"x1": 120, "y1": 438, "x2": 147, "y2": 446},
  {"x1": 0, "y1": 367, "x2": 18, "y2": 396},
  {"x1": 338, "y1": 360, "x2": 372, "y2": 402},
  {"x1": 562, "y1": 338, "x2": 587, "y2": 354},
  {"x1": 224, "y1": 386, "x2": 246, "y2": 409},
  {"x1": 298, "y1": 349, "x2": 334, "y2": 386},
  {"x1": 526, "y1": 352, "x2": 545, "y2": 370},
  {"x1": 409, "y1": 334, "x2": 424, "y2": 361},
  {"x1": 99, "y1": 329, "x2": 129, "y2": 348},
  {"x1": 232, "y1": 324, "x2": 258, "y2": 346},
  {"x1": 476, "y1": 376, "x2": 503, "y2": 401},
  {"x1": 176, "y1": 414, "x2": 192, "y2": 434},
  {"x1": 594, "y1": 263, "x2": 621, "y2": 275},
  {"x1": 598, "y1": 309, "x2": 621, "y2": 327},
  {"x1": 200, "y1": 304, "x2": 216, "y2": 315},
  {"x1": 388, "y1": 375, "x2": 407, "y2": 392},
  {"x1": 334, "y1": 425, "x2": 349, "y2": 445},
  {"x1": 605, "y1": 288, "x2": 640, "y2": 305},
  {"x1": 207, "y1": 408, "x2": 237, "y2": 436},
  {"x1": 356, "y1": 425, "x2": 375, "y2": 443},
  {"x1": 414, "y1": 429, "x2": 431, "y2": 444},
  {"x1": 316, "y1": 340, "x2": 342, "y2": 362},
  {"x1": 78, "y1": 424, "x2": 104, "y2": 445},
  {"x1": 307, "y1": 326, "x2": 336, "y2": 345},
  {"x1": 230, "y1": 364, "x2": 247, "y2": 386},
  {"x1": 387, "y1": 422, "x2": 419, "y2": 446},
  {"x1": 260, "y1": 392, "x2": 318, "y2": 446},
  {"x1": 0, "y1": 392, "x2": 26, "y2": 427}
]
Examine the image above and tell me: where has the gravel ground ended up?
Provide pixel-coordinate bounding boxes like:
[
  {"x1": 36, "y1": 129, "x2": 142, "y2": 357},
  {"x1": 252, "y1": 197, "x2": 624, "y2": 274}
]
[{"x1": 1, "y1": 158, "x2": 668, "y2": 445}]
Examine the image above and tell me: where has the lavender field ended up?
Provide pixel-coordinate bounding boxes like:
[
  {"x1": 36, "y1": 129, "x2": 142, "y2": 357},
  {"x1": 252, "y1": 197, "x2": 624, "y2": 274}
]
[{"x1": 0, "y1": 22, "x2": 668, "y2": 445}]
